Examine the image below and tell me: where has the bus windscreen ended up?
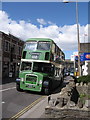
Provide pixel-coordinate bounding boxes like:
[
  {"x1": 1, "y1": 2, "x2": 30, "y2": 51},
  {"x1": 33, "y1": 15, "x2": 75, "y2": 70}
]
[{"x1": 21, "y1": 62, "x2": 32, "y2": 71}]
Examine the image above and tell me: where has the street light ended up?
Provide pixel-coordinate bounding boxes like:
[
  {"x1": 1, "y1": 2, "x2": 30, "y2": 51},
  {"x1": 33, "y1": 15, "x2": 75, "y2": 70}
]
[{"x1": 63, "y1": 0, "x2": 81, "y2": 76}]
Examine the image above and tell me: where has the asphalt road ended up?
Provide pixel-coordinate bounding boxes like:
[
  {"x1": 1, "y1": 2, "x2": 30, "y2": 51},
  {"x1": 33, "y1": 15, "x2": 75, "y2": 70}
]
[
  {"x1": 1, "y1": 76, "x2": 71, "y2": 119},
  {"x1": 2, "y1": 82, "x2": 44, "y2": 119}
]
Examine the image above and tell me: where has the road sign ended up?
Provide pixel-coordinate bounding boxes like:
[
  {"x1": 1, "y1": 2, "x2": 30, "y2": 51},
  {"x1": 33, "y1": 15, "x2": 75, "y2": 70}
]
[
  {"x1": 80, "y1": 53, "x2": 90, "y2": 61},
  {"x1": 80, "y1": 53, "x2": 84, "y2": 62},
  {"x1": 84, "y1": 53, "x2": 90, "y2": 61}
]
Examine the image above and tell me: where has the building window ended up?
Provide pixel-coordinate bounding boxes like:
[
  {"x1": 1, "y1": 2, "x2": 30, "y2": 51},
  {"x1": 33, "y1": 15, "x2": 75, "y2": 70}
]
[
  {"x1": 8, "y1": 43, "x2": 10, "y2": 51},
  {"x1": 19, "y1": 46, "x2": 21, "y2": 55},
  {"x1": 12, "y1": 44, "x2": 15, "y2": 53},
  {"x1": 5, "y1": 41, "x2": 8, "y2": 51},
  {"x1": 4, "y1": 41, "x2": 10, "y2": 52}
]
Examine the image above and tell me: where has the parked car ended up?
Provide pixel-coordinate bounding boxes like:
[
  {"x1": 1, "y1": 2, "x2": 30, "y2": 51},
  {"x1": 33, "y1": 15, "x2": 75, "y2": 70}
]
[
  {"x1": 64, "y1": 71, "x2": 70, "y2": 76},
  {"x1": 70, "y1": 71, "x2": 74, "y2": 76}
]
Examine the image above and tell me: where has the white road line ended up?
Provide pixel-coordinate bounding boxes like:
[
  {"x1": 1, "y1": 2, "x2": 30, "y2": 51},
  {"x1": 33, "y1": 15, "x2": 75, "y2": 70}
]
[
  {"x1": 0, "y1": 87, "x2": 16, "y2": 92},
  {"x1": 2, "y1": 101, "x2": 5, "y2": 104}
]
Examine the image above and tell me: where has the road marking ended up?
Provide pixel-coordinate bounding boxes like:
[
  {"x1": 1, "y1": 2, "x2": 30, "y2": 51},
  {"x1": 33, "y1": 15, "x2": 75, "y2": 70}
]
[
  {"x1": 0, "y1": 87, "x2": 16, "y2": 92},
  {"x1": 2, "y1": 101, "x2": 5, "y2": 104},
  {"x1": 8, "y1": 96, "x2": 46, "y2": 120}
]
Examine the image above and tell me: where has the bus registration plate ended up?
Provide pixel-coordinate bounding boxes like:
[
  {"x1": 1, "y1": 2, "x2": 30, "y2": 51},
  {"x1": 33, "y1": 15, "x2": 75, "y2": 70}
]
[
  {"x1": 32, "y1": 55, "x2": 38, "y2": 59},
  {"x1": 28, "y1": 84, "x2": 33, "y2": 88}
]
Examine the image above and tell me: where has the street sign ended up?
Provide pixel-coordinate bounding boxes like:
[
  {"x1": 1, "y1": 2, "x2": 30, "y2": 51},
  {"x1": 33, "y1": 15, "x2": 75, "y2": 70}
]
[
  {"x1": 80, "y1": 53, "x2": 90, "y2": 61},
  {"x1": 80, "y1": 53, "x2": 84, "y2": 62},
  {"x1": 83, "y1": 53, "x2": 90, "y2": 61},
  {"x1": 73, "y1": 52, "x2": 90, "y2": 62}
]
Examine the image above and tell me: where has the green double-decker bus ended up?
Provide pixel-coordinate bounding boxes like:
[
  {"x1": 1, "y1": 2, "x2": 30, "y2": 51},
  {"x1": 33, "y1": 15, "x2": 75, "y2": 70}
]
[{"x1": 16, "y1": 38, "x2": 65, "y2": 94}]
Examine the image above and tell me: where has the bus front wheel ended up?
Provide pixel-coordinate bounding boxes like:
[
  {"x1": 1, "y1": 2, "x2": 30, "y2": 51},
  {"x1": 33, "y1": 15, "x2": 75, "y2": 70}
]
[
  {"x1": 16, "y1": 84, "x2": 23, "y2": 92},
  {"x1": 44, "y1": 88, "x2": 50, "y2": 95}
]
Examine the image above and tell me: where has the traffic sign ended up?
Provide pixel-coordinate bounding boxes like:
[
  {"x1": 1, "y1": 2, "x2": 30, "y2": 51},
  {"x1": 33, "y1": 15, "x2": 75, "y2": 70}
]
[
  {"x1": 84, "y1": 53, "x2": 90, "y2": 61},
  {"x1": 80, "y1": 53, "x2": 90, "y2": 61}
]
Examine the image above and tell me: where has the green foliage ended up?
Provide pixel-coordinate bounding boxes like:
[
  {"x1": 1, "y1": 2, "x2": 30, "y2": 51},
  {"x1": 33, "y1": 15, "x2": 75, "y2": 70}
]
[
  {"x1": 77, "y1": 75, "x2": 90, "y2": 83},
  {"x1": 80, "y1": 93, "x2": 86, "y2": 98},
  {"x1": 79, "y1": 94, "x2": 86, "y2": 104},
  {"x1": 88, "y1": 95, "x2": 90, "y2": 99},
  {"x1": 80, "y1": 94, "x2": 90, "y2": 100}
]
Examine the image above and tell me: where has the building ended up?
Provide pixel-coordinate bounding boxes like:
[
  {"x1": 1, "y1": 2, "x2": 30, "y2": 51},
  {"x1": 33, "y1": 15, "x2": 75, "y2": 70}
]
[
  {"x1": 70, "y1": 43, "x2": 90, "y2": 76},
  {"x1": 0, "y1": 32, "x2": 2, "y2": 84},
  {"x1": 0, "y1": 31, "x2": 24, "y2": 82},
  {"x1": 64, "y1": 59, "x2": 74, "y2": 71},
  {"x1": 80, "y1": 43, "x2": 90, "y2": 75},
  {"x1": 80, "y1": 43, "x2": 90, "y2": 53}
]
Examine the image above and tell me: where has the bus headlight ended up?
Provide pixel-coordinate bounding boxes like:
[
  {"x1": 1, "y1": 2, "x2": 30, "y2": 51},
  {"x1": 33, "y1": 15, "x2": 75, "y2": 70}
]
[
  {"x1": 16, "y1": 78, "x2": 20, "y2": 82},
  {"x1": 39, "y1": 80, "x2": 42, "y2": 84},
  {"x1": 21, "y1": 78, "x2": 24, "y2": 81}
]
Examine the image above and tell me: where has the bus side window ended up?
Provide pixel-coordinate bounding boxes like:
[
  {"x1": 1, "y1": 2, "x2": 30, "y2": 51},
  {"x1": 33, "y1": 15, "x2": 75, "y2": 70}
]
[
  {"x1": 54, "y1": 68, "x2": 57, "y2": 76},
  {"x1": 51, "y1": 65, "x2": 55, "y2": 75},
  {"x1": 58, "y1": 68, "x2": 59, "y2": 77},
  {"x1": 52, "y1": 43, "x2": 55, "y2": 54},
  {"x1": 59, "y1": 68, "x2": 61, "y2": 76},
  {"x1": 55, "y1": 68, "x2": 58, "y2": 77}
]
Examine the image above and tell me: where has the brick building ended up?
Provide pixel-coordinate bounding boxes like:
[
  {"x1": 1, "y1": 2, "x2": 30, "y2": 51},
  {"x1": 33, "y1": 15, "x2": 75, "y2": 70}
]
[{"x1": 0, "y1": 31, "x2": 24, "y2": 82}]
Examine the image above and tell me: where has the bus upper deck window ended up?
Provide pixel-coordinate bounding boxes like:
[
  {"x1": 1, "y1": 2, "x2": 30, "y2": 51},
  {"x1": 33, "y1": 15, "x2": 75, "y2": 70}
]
[
  {"x1": 24, "y1": 42, "x2": 37, "y2": 51},
  {"x1": 37, "y1": 41, "x2": 50, "y2": 50}
]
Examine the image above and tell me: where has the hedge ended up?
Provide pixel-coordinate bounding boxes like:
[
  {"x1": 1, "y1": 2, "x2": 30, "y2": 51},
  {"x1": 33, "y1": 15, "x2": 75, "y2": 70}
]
[{"x1": 77, "y1": 75, "x2": 90, "y2": 83}]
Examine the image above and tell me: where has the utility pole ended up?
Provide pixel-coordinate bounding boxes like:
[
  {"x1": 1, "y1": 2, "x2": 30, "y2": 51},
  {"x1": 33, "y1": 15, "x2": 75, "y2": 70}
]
[
  {"x1": 76, "y1": 0, "x2": 81, "y2": 76},
  {"x1": 63, "y1": 0, "x2": 81, "y2": 76}
]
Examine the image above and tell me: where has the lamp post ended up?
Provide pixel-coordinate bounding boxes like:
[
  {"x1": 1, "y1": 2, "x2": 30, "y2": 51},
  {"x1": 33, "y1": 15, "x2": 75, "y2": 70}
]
[
  {"x1": 76, "y1": 0, "x2": 81, "y2": 76},
  {"x1": 63, "y1": 0, "x2": 81, "y2": 76}
]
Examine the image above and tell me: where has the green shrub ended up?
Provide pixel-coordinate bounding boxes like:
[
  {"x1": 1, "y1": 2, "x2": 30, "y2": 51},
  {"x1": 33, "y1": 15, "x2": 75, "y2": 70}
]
[
  {"x1": 77, "y1": 75, "x2": 90, "y2": 83},
  {"x1": 80, "y1": 93, "x2": 86, "y2": 98}
]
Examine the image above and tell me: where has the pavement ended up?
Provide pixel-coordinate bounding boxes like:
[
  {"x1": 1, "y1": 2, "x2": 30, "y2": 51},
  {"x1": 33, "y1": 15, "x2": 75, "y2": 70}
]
[{"x1": 19, "y1": 93, "x2": 60, "y2": 119}]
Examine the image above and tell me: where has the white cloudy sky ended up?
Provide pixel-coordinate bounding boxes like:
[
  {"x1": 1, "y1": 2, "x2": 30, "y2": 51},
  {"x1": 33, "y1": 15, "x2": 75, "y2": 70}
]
[{"x1": 0, "y1": 10, "x2": 88, "y2": 55}]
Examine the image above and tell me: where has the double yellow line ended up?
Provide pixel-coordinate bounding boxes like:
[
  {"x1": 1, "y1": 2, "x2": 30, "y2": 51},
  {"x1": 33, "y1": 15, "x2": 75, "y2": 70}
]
[{"x1": 9, "y1": 96, "x2": 46, "y2": 120}]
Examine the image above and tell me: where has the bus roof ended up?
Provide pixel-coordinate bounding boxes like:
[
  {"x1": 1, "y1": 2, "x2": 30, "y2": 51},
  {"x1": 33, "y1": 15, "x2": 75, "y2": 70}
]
[{"x1": 26, "y1": 38, "x2": 53, "y2": 42}]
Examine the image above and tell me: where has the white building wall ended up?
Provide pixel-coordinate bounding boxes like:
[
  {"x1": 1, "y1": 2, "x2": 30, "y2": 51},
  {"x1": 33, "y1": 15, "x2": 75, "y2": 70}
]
[{"x1": 82, "y1": 61, "x2": 89, "y2": 76}]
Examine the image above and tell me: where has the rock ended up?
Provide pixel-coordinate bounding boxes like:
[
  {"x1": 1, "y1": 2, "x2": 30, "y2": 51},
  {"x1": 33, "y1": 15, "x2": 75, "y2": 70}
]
[
  {"x1": 84, "y1": 83, "x2": 87, "y2": 86},
  {"x1": 57, "y1": 97, "x2": 64, "y2": 107},
  {"x1": 45, "y1": 106, "x2": 53, "y2": 114},
  {"x1": 63, "y1": 98, "x2": 68, "y2": 105},
  {"x1": 49, "y1": 99, "x2": 58, "y2": 107},
  {"x1": 67, "y1": 101, "x2": 76, "y2": 108},
  {"x1": 69, "y1": 101, "x2": 76, "y2": 107},
  {"x1": 88, "y1": 82, "x2": 90, "y2": 86},
  {"x1": 78, "y1": 98, "x2": 83, "y2": 108},
  {"x1": 84, "y1": 100, "x2": 90, "y2": 108},
  {"x1": 80, "y1": 82, "x2": 83, "y2": 86},
  {"x1": 76, "y1": 83, "x2": 79, "y2": 86}
]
